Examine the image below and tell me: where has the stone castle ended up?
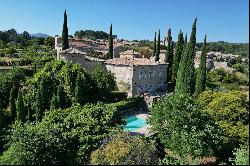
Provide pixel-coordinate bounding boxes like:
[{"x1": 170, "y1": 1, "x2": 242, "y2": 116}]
[{"x1": 55, "y1": 36, "x2": 168, "y2": 97}]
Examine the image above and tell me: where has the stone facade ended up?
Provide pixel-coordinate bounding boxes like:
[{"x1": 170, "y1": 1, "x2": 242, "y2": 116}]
[
  {"x1": 56, "y1": 37, "x2": 168, "y2": 97},
  {"x1": 119, "y1": 50, "x2": 142, "y2": 59},
  {"x1": 59, "y1": 49, "x2": 105, "y2": 71},
  {"x1": 105, "y1": 58, "x2": 168, "y2": 97}
]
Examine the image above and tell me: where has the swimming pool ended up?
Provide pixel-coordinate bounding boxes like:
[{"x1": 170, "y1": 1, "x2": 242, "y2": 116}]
[{"x1": 124, "y1": 116, "x2": 147, "y2": 132}]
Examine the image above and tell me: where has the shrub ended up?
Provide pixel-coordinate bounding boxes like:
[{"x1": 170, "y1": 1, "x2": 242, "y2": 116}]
[
  {"x1": 198, "y1": 90, "x2": 249, "y2": 161},
  {"x1": 149, "y1": 93, "x2": 221, "y2": 161},
  {"x1": 230, "y1": 146, "x2": 249, "y2": 165},
  {"x1": 23, "y1": 60, "x2": 97, "y2": 118},
  {"x1": 108, "y1": 96, "x2": 143, "y2": 113},
  {"x1": 206, "y1": 68, "x2": 249, "y2": 90},
  {"x1": 0, "y1": 67, "x2": 33, "y2": 108},
  {"x1": 90, "y1": 132, "x2": 159, "y2": 165},
  {"x1": 91, "y1": 64, "x2": 115, "y2": 98},
  {"x1": 0, "y1": 103, "x2": 124, "y2": 165},
  {"x1": 4, "y1": 47, "x2": 17, "y2": 55},
  {"x1": 104, "y1": 91, "x2": 128, "y2": 102}
]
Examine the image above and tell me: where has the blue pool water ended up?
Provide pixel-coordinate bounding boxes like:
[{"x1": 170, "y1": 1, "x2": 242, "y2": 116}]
[{"x1": 124, "y1": 116, "x2": 147, "y2": 132}]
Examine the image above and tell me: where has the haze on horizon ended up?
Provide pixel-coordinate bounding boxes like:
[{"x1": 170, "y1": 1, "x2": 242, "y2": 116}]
[{"x1": 0, "y1": 0, "x2": 249, "y2": 43}]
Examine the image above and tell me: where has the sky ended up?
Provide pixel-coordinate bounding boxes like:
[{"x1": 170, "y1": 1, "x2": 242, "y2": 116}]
[{"x1": 0, "y1": 0, "x2": 249, "y2": 43}]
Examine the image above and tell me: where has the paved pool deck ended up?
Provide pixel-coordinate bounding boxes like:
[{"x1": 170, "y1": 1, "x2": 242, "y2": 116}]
[{"x1": 133, "y1": 113, "x2": 152, "y2": 136}]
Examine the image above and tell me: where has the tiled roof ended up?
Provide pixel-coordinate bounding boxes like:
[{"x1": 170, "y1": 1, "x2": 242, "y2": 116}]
[{"x1": 105, "y1": 57, "x2": 166, "y2": 66}]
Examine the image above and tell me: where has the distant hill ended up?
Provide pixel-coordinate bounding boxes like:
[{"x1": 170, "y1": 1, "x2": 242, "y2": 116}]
[{"x1": 30, "y1": 33, "x2": 50, "y2": 38}]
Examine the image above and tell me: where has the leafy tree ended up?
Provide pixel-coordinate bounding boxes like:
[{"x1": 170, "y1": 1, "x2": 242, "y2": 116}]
[
  {"x1": 139, "y1": 48, "x2": 151, "y2": 59},
  {"x1": 149, "y1": 93, "x2": 221, "y2": 163},
  {"x1": 44, "y1": 37, "x2": 55, "y2": 48},
  {"x1": 50, "y1": 93, "x2": 59, "y2": 110},
  {"x1": 175, "y1": 18, "x2": 197, "y2": 94},
  {"x1": 0, "y1": 103, "x2": 123, "y2": 165},
  {"x1": 155, "y1": 30, "x2": 160, "y2": 61},
  {"x1": 171, "y1": 31, "x2": 184, "y2": 84},
  {"x1": 197, "y1": 41, "x2": 249, "y2": 58},
  {"x1": 16, "y1": 91, "x2": 25, "y2": 122},
  {"x1": 4, "y1": 47, "x2": 17, "y2": 55},
  {"x1": 194, "y1": 35, "x2": 207, "y2": 97},
  {"x1": 165, "y1": 28, "x2": 174, "y2": 81},
  {"x1": 30, "y1": 37, "x2": 45, "y2": 46},
  {"x1": 74, "y1": 30, "x2": 109, "y2": 40},
  {"x1": 0, "y1": 68, "x2": 30, "y2": 108},
  {"x1": 198, "y1": 90, "x2": 249, "y2": 161},
  {"x1": 91, "y1": 64, "x2": 115, "y2": 98},
  {"x1": 90, "y1": 132, "x2": 159, "y2": 165},
  {"x1": 230, "y1": 146, "x2": 249, "y2": 165},
  {"x1": 62, "y1": 10, "x2": 69, "y2": 50},
  {"x1": 153, "y1": 32, "x2": 157, "y2": 57},
  {"x1": 107, "y1": 24, "x2": 113, "y2": 59},
  {"x1": 9, "y1": 87, "x2": 16, "y2": 120}
]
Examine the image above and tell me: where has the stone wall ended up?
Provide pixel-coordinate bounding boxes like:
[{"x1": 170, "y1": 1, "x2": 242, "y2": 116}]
[
  {"x1": 105, "y1": 64, "x2": 133, "y2": 96},
  {"x1": 59, "y1": 52, "x2": 105, "y2": 71},
  {"x1": 59, "y1": 50, "x2": 168, "y2": 97},
  {"x1": 132, "y1": 64, "x2": 168, "y2": 96}
]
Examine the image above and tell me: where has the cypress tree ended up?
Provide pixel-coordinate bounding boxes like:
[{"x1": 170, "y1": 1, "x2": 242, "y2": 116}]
[
  {"x1": 27, "y1": 99, "x2": 32, "y2": 121},
  {"x1": 35, "y1": 78, "x2": 46, "y2": 122},
  {"x1": 50, "y1": 93, "x2": 59, "y2": 110},
  {"x1": 155, "y1": 30, "x2": 160, "y2": 61},
  {"x1": 171, "y1": 31, "x2": 184, "y2": 84},
  {"x1": 0, "y1": 99, "x2": 5, "y2": 128},
  {"x1": 74, "y1": 72, "x2": 85, "y2": 105},
  {"x1": 57, "y1": 83, "x2": 67, "y2": 109},
  {"x1": 16, "y1": 91, "x2": 25, "y2": 122},
  {"x1": 9, "y1": 87, "x2": 16, "y2": 120},
  {"x1": 165, "y1": 28, "x2": 174, "y2": 82},
  {"x1": 39, "y1": 77, "x2": 46, "y2": 113},
  {"x1": 35, "y1": 88, "x2": 42, "y2": 122},
  {"x1": 175, "y1": 18, "x2": 197, "y2": 94},
  {"x1": 153, "y1": 32, "x2": 157, "y2": 57},
  {"x1": 194, "y1": 35, "x2": 207, "y2": 97},
  {"x1": 184, "y1": 33, "x2": 187, "y2": 46},
  {"x1": 62, "y1": 10, "x2": 69, "y2": 50},
  {"x1": 107, "y1": 24, "x2": 113, "y2": 59}
]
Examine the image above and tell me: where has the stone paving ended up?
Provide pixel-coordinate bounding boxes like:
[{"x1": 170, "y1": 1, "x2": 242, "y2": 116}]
[{"x1": 134, "y1": 113, "x2": 152, "y2": 136}]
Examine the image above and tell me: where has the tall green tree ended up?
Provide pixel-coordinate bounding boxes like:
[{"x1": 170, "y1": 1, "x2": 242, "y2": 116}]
[
  {"x1": 74, "y1": 72, "x2": 87, "y2": 105},
  {"x1": 57, "y1": 83, "x2": 67, "y2": 109},
  {"x1": 35, "y1": 78, "x2": 46, "y2": 122},
  {"x1": 175, "y1": 18, "x2": 197, "y2": 94},
  {"x1": 39, "y1": 77, "x2": 46, "y2": 113},
  {"x1": 9, "y1": 87, "x2": 16, "y2": 120},
  {"x1": 165, "y1": 28, "x2": 174, "y2": 82},
  {"x1": 184, "y1": 34, "x2": 187, "y2": 46},
  {"x1": 0, "y1": 99, "x2": 5, "y2": 128},
  {"x1": 155, "y1": 30, "x2": 160, "y2": 61},
  {"x1": 171, "y1": 31, "x2": 184, "y2": 84},
  {"x1": 153, "y1": 32, "x2": 157, "y2": 57},
  {"x1": 50, "y1": 93, "x2": 59, "y2": 110},
  {"x1": 107, "y1": 24, "x2": 113, "y2": 59},
  {"x1": 35, "y1": 88, "x2": 42, "y2": 122},
  {"x1": 62, "y1": 10, "x2": 69, "y2": 50},
  {"x1": 194, "y1": 35, "x2": 207, "y2": 97},
  {"x1": 27, "y1": 98, "x2": 32, "y2": 121},
  {"x1": 16, "y1": 91, "x2": 25, "y2": 122}
]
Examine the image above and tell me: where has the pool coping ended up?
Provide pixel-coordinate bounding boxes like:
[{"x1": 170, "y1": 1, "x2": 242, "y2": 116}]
[{"x1": 124, "y1": 113, "x2": 152, "y2": 136}]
